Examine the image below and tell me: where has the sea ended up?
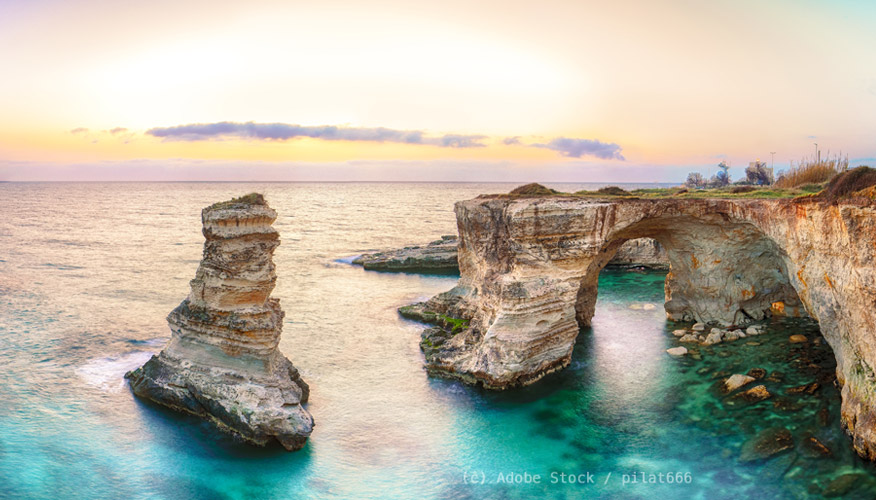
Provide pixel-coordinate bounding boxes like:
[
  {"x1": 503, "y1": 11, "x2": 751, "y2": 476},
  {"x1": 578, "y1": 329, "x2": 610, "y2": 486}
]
[{"x1": 0, "y1": 182, "x2": 874, "y2": 499}]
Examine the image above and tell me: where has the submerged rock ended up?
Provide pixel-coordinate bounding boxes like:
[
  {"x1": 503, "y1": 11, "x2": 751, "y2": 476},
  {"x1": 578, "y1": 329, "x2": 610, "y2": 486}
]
[
  {"x1": 724, "y1": 374, "x2": 755, "y2": 392},
  {"x1": 672, "y1": 329, "x2": 687, "y2": 337},
  {"x1": 787, "y1": 382, "x2": 820, "y2": 395},
  {"x1": 747, "y1": 368, "x2": 767, "y2": 379},
  {"x1": 799, "y1": 435, "x2": 832, "y2": 458},
  {"x1": 789, "y1": 334, "x2": 808, "y2": 343},
  {"x1": 126, "y1": 194, "x2": 314, "y2": 451},
  {"x1": 731, "y1": 385, "x2": 772, "y2": 404},
  {"x1": 740, "y1": 427, "x2": 794, "y2": 462},
  {"x1": 823, "y1": 473, "x2": 865, "y2": 497}
]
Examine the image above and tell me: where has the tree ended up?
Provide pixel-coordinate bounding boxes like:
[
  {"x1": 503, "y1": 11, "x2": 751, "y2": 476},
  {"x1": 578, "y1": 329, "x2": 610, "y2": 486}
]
[
  {"x1": 715, "y1": 161, "x2": 731, "y2": 186},
  {"x1": 745, "y1": 161, "x2": 773, "y2": 185},
  {"x1": 685, "y1": 172, "x2": 705, "y2": 188}
]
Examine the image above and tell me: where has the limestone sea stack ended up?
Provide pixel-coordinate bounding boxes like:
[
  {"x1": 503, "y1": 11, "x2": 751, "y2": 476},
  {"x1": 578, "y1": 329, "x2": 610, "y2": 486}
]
[{"x1": 126, "y1": 193, "x2": 314, "y2": 451}]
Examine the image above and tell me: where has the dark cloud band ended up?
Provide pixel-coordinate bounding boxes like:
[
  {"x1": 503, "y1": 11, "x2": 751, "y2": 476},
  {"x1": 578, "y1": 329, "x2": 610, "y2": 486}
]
[
  {"x1": 533, "y1": 137, "x2": 625, "y2": 160},
  {"x1": 146, "y1": 121, "x2": 486, "y2": 148}
]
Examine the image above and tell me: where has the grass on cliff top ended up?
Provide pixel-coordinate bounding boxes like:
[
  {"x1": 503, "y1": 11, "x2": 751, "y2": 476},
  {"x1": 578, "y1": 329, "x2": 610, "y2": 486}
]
[
  {"x1": 501, "y1": 167, "x2": 876, "y2": 202},
  {"x1": 207, "y1": 193, "x2": 267, "y2": 210},
  {"x1": 498, "y1": 183, "x2": 833, "y2": 200}
]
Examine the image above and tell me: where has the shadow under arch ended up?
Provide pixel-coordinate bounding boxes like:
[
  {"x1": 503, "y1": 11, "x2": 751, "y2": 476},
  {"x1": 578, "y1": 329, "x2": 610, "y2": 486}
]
[{"x1": 574, "y1": 212, "x2": 807, "y2": 329}]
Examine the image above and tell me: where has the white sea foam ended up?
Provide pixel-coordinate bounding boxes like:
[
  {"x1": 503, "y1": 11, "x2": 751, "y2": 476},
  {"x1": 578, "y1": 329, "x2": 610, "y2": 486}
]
[{"x1": 76, "y1": 351, "x2": 155, "y2": 392}]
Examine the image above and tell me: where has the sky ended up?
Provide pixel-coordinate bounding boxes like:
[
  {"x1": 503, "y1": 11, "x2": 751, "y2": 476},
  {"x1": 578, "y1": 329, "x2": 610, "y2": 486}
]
[{"x1": 1, "y1": 0, "x2": 875, "y2": 182}]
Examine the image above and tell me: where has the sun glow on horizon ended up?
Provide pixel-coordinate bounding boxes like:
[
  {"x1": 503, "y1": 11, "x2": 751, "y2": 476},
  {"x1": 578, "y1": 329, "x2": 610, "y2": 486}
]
[{"x1": 1, "y1": 0, "x2": 875, "y2": 180}]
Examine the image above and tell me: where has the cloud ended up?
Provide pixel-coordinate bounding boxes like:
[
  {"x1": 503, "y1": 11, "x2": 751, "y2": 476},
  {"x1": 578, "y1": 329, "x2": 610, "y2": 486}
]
[
  {"x1": 533, "y1": 137, "x2": 625, "y2": 160},
  {"x1": 503, "y1": 136, "x2": 522, "y2": 146},
  {"x1": 109, "y1": 127, "x2": 128, "y2": 135},
  {"x1": 146, "y1": 121, "x2": 487, "y2": 148},
  {"x1": 70, "y1": 127, "x2": 88, "y2": 134}
]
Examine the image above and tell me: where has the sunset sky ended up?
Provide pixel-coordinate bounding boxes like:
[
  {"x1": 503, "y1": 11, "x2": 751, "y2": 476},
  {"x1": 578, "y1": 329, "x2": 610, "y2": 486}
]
[{"x1": 1, "y1": 0, "x2": 874, "y2": 182}]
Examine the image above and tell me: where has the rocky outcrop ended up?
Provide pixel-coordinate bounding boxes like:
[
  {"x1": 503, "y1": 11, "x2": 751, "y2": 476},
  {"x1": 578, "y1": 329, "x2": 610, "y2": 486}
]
[
  {"x1": 126, "y1": 194, "x2": 313, "y2": 451},
  {"x1": 405, "y1": 194, "x2": 876, "y2": 459},
  {"x1": 352, "y1": 235, "x2": 459, "y2": 272},
  {"x1": 353, "y1": 236, "x2": 666, "y2": 273}
]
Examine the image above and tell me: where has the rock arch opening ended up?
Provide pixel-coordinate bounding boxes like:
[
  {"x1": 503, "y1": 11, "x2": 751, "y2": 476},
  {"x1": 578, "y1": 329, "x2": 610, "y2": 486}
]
[{"x1": 574, "y1": 214, "x2": 808, "y2": 329}]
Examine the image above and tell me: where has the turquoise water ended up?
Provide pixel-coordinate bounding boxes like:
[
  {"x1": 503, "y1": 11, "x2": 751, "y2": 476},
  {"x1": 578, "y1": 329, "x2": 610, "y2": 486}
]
[{"x1": 0, "y1": 182, "x2": 874, "y2": 499}]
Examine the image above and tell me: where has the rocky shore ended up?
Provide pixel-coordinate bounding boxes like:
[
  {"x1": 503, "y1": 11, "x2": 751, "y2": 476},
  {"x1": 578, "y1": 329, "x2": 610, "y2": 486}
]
[{"x1": 126, "y1": 194, "x2": 314, "y2": 451}]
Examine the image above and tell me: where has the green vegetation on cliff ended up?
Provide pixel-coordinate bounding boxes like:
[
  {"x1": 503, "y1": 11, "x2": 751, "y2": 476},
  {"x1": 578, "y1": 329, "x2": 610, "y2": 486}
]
[
  {"x1": 503, "y1": 173, "x2": 876, "y2": 201},
  {"x1": 207, "y1": 193, "x2": 267, "y2": 210}
]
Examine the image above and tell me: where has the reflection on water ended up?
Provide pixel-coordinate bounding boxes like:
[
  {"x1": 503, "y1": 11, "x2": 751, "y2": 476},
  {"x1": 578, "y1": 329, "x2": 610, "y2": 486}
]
[{"x1": 0, "y1": 183, "x2": 874, "y2": 500}]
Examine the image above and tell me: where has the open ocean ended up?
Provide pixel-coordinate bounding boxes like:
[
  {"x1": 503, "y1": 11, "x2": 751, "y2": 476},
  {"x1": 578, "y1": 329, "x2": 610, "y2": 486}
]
[{"x1": 1, "y1": 182, "x2": 873, "y2": 499}]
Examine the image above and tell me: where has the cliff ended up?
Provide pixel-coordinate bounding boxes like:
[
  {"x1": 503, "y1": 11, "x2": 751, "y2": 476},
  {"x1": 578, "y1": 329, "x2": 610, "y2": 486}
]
[
  {"x1": 406, "y1": 193, "x2": 876, "y2": 459},
  {"x1": 126, "y1": 194, "x2": 314, "y2": 451}
]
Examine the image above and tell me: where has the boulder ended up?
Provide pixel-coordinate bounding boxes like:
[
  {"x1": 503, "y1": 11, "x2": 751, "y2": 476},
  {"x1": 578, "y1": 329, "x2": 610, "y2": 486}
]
[
  {"x1": 666, "y1": 346, "x2": 688, "y2": 357},
  {"x1": 724, "y1": 374, "x2": 755, "y2": 392}
]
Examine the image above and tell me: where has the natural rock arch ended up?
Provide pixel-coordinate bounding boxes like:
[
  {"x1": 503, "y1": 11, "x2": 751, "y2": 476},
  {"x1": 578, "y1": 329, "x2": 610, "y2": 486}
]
[
  {"x1": 574, "y1": 212, "x2": 804, "y2": 330},
  {"x1": 413, "y1": 195, "x2": 876, "y2": 459}
]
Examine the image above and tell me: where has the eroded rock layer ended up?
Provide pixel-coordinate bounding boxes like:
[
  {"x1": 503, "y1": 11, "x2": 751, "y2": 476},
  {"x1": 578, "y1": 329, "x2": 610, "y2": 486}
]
[
  {"x1": 408, "y1": 194, "x2": 876, "y2": 459},
  {"x1": 353, "y1": 236, "x2": 666, "y2": 273},
  {"x1": 126, "y1": 194, "x2": 313, "y2": 451}
]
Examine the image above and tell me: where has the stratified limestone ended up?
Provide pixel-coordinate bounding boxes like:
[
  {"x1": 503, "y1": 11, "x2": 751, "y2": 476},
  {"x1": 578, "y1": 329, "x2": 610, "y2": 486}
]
[
  {"x1": 126, "y1": 193, "x2": 313, "y2": 451},
  {"x1": 353, "y1": 236, "x2": 666, "y2": 273},
  {"x1": 404, "y1": 193, "x2": 876, "y2": 460}
]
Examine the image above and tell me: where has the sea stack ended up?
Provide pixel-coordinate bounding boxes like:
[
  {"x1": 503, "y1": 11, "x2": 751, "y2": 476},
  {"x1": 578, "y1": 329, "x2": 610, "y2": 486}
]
[{"x1": 126, "y1": 193, "x2": 313, "y2": 451}]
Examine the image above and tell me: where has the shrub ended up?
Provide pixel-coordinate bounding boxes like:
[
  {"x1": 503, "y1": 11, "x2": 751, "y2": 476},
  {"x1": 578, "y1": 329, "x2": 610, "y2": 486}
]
[
  {"x1": 821, "y1": 166, "x2": 876, "y2": 201},
  {"x1": 685, "y1": 172, "x2": 706, "y2": 189},
  {"x1": 731, "y1": 186, "x2": 756, "y2": 194},
  {"x1": 207, "y1": 193, "x2": 267, "y2": 210},
  {"x1": 596, "y1": 186, "x2": 630, "y2": 196},
  {"x1": 775, "y1": 155, "x2": 847, "y2": 188},
  {"x1": 745, "y1": 161, "x2": 773, "y2": 185},
  {"x1": 509, "y1": 183, "x2": 558, "y2": 196}
]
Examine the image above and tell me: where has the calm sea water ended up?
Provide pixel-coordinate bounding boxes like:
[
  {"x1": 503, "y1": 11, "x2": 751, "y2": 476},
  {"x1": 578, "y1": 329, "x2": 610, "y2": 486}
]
[{"x1": 0, "y1": 182, "x2": 874, "y2": 500}]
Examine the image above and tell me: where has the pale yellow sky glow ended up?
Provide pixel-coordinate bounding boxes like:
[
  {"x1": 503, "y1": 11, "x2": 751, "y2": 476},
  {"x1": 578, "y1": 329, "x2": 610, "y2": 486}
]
[{"x1": 1, "y1": 0, "x2": 874, "y2": 181}]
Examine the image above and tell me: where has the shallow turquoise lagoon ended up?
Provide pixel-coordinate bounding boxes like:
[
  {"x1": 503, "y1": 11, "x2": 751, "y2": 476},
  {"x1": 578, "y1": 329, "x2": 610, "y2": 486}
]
[{"x1": 0, "y1": 182, "x2": 873, "y2": 499}]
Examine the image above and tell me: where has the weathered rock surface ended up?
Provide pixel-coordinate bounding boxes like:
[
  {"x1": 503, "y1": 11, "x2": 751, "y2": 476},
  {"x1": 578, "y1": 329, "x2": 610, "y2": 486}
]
[
  {"x1": 405, "y1": 193, "x2": 876, "y2": 459},
  {"x1": 352, "y1": 235, "x2": 459, "y2": 272},
  {"x1": 354, "y1": 236, "x2": 667, "y2": 272},
  {"x1": 126, "y1": 194, "x2": 313, "y2": 451}
]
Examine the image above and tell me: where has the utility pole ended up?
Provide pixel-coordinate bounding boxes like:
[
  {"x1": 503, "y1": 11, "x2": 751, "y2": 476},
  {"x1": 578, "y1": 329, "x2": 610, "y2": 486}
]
[
  {"x1": 770, "y1": 152, "x2": 776, "y2": 170},
  {"x1": 814, "y1": 143, "x2": 818, "y2": 163}
]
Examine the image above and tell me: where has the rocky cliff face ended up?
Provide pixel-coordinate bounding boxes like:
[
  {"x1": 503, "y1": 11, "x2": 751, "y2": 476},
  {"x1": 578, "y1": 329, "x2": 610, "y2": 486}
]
[
  {"x1": 409, "y1": 194, "x2": 876, "y2": 459},
  {"x1": 126, "y1": 194, "x2": 314, "y2": 451}
]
